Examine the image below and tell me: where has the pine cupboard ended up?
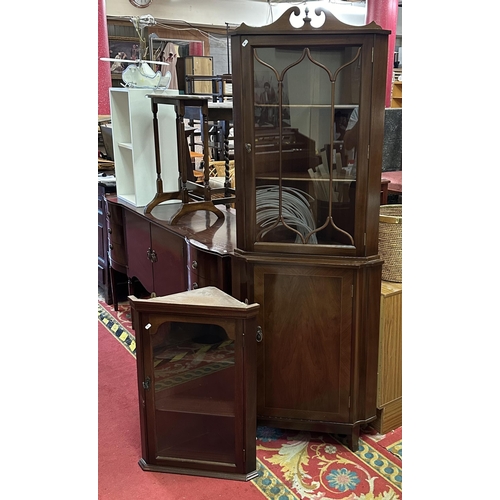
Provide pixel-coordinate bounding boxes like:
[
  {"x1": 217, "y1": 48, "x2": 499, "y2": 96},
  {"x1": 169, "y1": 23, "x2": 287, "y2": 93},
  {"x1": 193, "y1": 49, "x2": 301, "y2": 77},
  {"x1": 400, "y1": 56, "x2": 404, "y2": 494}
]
[{"x1": 230, "y1": 7, "x2": 389, "y2": 449}]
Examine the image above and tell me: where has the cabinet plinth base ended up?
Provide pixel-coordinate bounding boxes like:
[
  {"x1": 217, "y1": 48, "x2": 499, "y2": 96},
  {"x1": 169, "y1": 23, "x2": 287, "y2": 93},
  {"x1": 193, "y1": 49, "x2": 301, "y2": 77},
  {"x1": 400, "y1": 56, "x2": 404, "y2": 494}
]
[
  {"x1": 372, "y1": 398, "x2": 402, "y2": 435},
  {"x1": 138, "y1": 458, "x2": 258, "y2": 482},
  {"x1": 257, "y1": 416, "x2": 377, "y2": 452}
]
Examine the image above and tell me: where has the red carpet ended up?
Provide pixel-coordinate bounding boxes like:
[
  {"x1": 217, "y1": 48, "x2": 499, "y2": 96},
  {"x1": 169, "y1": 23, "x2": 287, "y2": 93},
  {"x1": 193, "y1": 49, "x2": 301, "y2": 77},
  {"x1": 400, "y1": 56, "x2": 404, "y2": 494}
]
[
  {"x1": 99, "y1": 298, "x2": 402, "y2": 499},
  {"x1": 98, "y1": 319, "x2": 266, "y2": 499}
]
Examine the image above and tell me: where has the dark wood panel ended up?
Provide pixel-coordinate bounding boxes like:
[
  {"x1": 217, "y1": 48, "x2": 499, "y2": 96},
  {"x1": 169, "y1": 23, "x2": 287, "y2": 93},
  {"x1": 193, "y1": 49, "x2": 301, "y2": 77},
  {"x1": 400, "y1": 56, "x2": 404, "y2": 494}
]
[
  {"x1": 150, "y1": 224, "x2": 186, "y2": 296},
  {"x1": 107, "y1": 197, "x2": 236, "y2": 298},
  {"x1": 186, "y1": 242, "x2": 232, "y2": 294},
  {"x1": 107, "y1": 199, "x2": 127, "y2": 272},
  {"x1": 98, "y1": 184, "x2": 112, "y2": 304},
  {"x1": 254, "y1": 264, "x2": 353, "y2": 422},
  {"x1": 124, "y1": 210, "x2": 154, "y2": 294}
]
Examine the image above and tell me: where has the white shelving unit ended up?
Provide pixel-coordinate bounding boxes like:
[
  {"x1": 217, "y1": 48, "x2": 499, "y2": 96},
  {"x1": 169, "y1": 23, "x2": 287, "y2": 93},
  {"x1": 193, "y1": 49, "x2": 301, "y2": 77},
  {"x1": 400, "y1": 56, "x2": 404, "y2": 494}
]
[{"x1": 109, "y1": 88, "x2": 180, "y2": 207}]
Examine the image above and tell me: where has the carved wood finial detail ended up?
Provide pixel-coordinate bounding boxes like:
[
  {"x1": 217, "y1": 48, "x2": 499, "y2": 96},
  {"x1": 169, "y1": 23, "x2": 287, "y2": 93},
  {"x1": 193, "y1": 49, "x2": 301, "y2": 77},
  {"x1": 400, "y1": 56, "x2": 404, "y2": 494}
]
[
  {"x1": 303, "y1": 6, "x2": 311, "y2": 24},
  {"x1": 234, "y1": 5, "x2": 387, "y2": 35}
]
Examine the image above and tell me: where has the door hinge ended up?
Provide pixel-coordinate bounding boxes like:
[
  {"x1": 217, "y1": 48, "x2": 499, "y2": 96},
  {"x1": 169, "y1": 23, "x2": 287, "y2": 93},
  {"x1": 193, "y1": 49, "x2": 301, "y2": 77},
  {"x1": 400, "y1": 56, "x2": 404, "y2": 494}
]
[
  {"x1": 367, "y1": 144, "x2": 370, "y2": 160},
  {"x1": 371, "y1": 46, "x2": 374, "y2": 62},
  {"x1": 348, "y1": 396, "x2": 351, "y2": 408},
  {"x1": 351, "y1": 285, "x2": 354, "y2": 298}
]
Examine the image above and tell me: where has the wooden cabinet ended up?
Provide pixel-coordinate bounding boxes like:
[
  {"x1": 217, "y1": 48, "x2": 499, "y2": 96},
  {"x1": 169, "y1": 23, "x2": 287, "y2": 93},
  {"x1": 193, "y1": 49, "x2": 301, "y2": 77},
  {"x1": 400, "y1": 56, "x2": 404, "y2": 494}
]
[
  {"x1": 186, "y1": 240, "x2": 232, "y2": 294},
  {"x1": 391, "y1": 80, "x2": 402, "y2": 108},
  {"x1": 177, "y1": 56, "x2": 213, "y2": 94},
  {"x1": 129, "y1": 287, "x2": 259, "y2": 480},
  {"x1": 373, "y1": 281, "x2": 402, "y2": 434},
  {"x1": 106, "y1": 193, "x2": 129, "y2": 310},
  {"x1": 109, "y1": 88, "x2": 179, "y2": 207},
  {"x1": 98, "y1": 183, "x2": 113, "y2": 304},
  {"x1": 106, "y1": 197, "x2": 237, "y2": 300},
  {"x1": 230, "y1": 6, "x2": 389, "y2": 449}
]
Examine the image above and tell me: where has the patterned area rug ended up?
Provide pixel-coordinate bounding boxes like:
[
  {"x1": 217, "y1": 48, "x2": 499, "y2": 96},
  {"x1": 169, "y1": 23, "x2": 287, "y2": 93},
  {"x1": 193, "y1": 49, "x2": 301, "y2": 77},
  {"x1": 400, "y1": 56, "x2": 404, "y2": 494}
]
[{"x1": 98, "y1": 298, "x2": 402, "y2": 499}]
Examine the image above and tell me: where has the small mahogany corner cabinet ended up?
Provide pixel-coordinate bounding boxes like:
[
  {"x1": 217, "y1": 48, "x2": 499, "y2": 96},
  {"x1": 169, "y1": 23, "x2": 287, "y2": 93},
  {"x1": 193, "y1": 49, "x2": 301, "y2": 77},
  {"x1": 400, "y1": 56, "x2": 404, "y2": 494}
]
[{"x1": 130, "y1": 287, "x2": 260, "y2": 480}]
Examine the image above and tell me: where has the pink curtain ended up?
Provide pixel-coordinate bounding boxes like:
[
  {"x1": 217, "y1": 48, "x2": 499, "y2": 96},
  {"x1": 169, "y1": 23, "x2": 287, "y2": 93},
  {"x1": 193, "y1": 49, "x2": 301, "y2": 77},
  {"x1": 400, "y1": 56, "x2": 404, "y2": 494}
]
[{"x1": 98, "y1": 0, "x2": 112, "y2": 115}]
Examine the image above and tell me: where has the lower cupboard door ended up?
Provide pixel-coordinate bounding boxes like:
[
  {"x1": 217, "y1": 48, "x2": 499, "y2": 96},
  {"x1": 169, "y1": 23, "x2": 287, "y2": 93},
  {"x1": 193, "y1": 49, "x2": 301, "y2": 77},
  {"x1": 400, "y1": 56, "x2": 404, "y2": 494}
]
[{"x1": 254, "y1": 264, "x2": 353, "y2": 423}]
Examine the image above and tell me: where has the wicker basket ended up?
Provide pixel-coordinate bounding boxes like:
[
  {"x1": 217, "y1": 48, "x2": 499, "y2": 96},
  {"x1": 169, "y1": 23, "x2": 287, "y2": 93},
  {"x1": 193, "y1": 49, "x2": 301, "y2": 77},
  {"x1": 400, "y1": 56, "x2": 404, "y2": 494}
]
[
  {"x1": 210, "y1": 160, "x2": 235, "y2": 188},
  {"x1": 379, "y1": 204, "x2": 402, "y2": 283}
]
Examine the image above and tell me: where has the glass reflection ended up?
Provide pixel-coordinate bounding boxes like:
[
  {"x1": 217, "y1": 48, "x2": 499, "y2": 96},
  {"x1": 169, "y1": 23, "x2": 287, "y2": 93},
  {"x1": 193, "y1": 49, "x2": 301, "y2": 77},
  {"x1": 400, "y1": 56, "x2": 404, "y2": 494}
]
[
  {"x1": 151, "y1": 320, "x2": 236, "y2": 463},
  {"x1": 253, "y1": 45, "x2": 361, "y2": 246}
]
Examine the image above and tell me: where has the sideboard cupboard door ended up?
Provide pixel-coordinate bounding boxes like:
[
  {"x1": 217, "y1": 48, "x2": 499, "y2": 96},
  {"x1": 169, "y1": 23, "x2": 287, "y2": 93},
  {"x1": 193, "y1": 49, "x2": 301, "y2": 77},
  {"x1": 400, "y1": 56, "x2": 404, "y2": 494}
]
[
  {"x1": 123, "y1": 210, "x2": 187, "y2": 297},
  {"x1": 150, "y1": 223, "x2": 186, "y2": 297},
  {"x1": 253, "y1": 264, "x2": 353, "y2": 423},
  {"x1": 124, "y1": 210, "x2": 155, "y2": 294}
]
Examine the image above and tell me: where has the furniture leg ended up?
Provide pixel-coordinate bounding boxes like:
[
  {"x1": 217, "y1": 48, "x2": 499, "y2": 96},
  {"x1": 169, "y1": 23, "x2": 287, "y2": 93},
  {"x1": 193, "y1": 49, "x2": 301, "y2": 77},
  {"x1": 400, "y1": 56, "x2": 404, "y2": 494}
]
[
  {"x1": 110, "y1": 267, "x2": 119, "y2": 311},
  {"x1": 346, "y1": 425, "x2": 360, "y2": 451}
]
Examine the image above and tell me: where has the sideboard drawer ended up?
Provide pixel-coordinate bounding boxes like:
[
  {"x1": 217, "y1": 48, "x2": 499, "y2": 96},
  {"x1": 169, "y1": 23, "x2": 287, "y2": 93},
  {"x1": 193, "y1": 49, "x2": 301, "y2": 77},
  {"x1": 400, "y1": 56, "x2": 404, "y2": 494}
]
[{"x1": 186, "y1": 242, "x2": 231, "y2": 293}]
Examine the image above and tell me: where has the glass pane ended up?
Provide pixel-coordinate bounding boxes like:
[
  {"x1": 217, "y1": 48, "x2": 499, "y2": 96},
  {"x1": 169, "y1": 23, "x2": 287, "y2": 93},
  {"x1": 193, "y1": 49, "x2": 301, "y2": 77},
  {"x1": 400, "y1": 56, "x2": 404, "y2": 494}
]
[
  {"x1": 152, "y1": 320, "x2": 236, "y2": 463},
  {"x1": 253, "y1": 45, "x2": 361, "y2": 246}
]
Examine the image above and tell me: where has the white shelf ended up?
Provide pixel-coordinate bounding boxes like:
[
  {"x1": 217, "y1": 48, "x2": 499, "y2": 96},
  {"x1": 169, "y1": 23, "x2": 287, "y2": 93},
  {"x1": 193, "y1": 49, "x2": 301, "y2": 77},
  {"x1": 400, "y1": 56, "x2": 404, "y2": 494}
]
[{"x1": 110, "y1": 88, "x2": 180, "y2": 207}]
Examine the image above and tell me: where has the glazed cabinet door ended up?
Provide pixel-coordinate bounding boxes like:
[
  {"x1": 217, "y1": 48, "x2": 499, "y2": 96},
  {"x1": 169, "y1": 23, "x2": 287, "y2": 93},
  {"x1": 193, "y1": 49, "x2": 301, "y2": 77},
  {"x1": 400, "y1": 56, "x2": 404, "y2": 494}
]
[
  {"x1": 140, "y1": 316, "x2": 240, "y2": 468},
  {"x1": 231, "y1": 9, "x2": 388, "y2": 258},
  {"x1": 253, "y1": 263, "x2": 353, "y2": 423}
]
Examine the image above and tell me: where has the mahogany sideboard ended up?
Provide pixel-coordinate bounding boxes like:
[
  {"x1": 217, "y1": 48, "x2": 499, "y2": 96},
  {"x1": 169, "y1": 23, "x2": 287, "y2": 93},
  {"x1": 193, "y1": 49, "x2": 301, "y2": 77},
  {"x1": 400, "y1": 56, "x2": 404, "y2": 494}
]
[{"x1": 105, "y1": 196, "x2": 237, "y2": 301}]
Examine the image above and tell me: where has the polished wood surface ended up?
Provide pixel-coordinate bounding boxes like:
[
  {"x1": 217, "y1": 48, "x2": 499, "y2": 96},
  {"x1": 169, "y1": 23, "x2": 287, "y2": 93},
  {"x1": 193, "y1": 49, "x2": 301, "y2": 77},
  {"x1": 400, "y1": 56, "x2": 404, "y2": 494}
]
[
  {"x1": 254, "y1": 263, "x2": 353, "y2": 422},
  {"x1": 144, "y1": 94, "x2": 233, "y2": 217},
  {"x1": 373, "y1": 281, "x2": 402, "y2": 433},
  {"x1": 106, "y1": 196, "x2": 237, "y2": 298},
  {"x1": 106, "y1": 196, "x2": 128, "y2": 310},
  {"x1": 129, "y1": 288, "x2": 259, "y2": 480},
  {"x1": 377, "y1": 281, "x2": 402, "y2": 406},
  {"x1": 230, "y1": 6, "x2": 388, "y2": 450},
  {"x1": 108, "y1": 196, "x2": 237, "y2": 253},
  {"x1": 98, "y1": 184, "x2": 112, "y2": 305}
]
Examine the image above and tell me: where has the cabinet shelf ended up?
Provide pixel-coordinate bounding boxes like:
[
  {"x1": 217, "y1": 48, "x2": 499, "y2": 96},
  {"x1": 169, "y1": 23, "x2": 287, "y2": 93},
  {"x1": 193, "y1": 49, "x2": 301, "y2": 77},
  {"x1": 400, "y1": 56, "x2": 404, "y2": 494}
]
[
  {"x1": 110, "y1": 88, "x2": 180, "y2": 207},
  {"x1": 256, "y1": 174, "x2": 355, "y2": 182},
  {"x1": 255, "y1": 104, "x2": 358, "y2": 108},
  {"x1": 156, "y1": 400, "x2": 235, "y2": 417},
  {"x1": 391, "y1": 81, "x2": 402, "y2": 108}
]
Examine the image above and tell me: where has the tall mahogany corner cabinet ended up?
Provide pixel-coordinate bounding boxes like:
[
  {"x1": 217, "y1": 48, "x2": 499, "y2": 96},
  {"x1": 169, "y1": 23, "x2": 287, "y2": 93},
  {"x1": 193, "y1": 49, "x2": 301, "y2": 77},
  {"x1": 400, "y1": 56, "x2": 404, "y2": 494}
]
[{"x1": 230, "y1": 6, "x2": 389, "y2": 450}]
